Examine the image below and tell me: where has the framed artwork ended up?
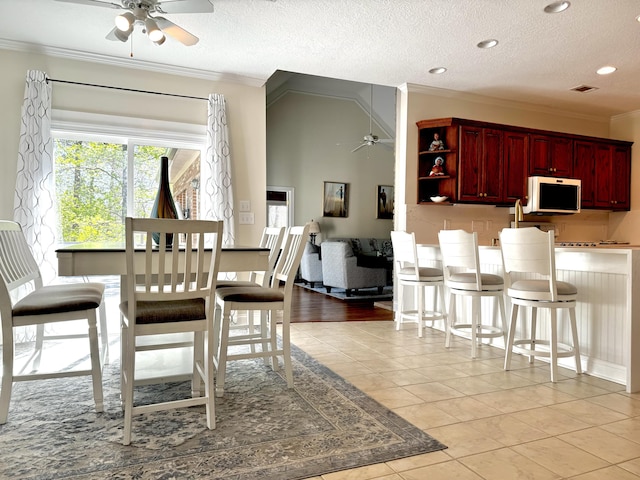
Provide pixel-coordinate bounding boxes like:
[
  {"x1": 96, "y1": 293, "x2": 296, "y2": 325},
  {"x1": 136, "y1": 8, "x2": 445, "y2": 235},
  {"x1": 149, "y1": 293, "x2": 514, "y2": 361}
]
[
  {"x1": 323, "y1": 181, "x2": 348, "y2": 217},
  {"x1": 377, "y1": 185, "x2": 394, "y2": 219}
]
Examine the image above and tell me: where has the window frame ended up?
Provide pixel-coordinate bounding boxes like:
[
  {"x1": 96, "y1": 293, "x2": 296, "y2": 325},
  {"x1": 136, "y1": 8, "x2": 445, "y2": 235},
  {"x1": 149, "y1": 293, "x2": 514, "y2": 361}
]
[{"x1": 51, "y1": 110, "x2": 207, "y2": 228}]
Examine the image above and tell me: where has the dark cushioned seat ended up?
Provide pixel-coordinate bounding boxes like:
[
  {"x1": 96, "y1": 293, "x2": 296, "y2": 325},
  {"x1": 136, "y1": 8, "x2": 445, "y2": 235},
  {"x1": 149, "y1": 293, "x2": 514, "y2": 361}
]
[
  {"x1": 215, "y1": 286, "x2": 284, "y2": 303},
  {"x1": 119, "y1": 298, "x2": 205, "y2": 324},
  {"x1": 12, "y1": 283, "x2": 105, "y2": 317}
]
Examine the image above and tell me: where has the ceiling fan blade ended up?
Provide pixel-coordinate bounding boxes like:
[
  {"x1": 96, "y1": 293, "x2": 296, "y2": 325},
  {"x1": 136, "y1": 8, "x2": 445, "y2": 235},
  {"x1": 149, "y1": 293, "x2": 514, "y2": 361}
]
[
  {"x1": 105, "y1": 26, "x2": 122, "y2": 41},
  {"x1": 157, "y1": 0, "x2": 214, "y2": 14},
  {"x1": 378, "y1": 139, "x2": 394, "y2": 144},
  {"x1": 351, "y1": 143, "x2": 367, "y2": 153},
  {"x1": 55, "y1": 0, "x2": 122, "y2": 8},
  {"x1": 155, "y1": 17, "x2": 199, "y2": 46}
]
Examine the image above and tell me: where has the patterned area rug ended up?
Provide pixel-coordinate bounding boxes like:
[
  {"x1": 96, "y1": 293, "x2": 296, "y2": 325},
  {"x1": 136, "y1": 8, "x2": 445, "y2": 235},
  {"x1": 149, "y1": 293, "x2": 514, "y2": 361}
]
[
  {"x1": 1, "y1": 343, "x2": 446, "y2": 479},
  {"x1": 296, "y1": 282, "x2": 394, "y2": 301}
]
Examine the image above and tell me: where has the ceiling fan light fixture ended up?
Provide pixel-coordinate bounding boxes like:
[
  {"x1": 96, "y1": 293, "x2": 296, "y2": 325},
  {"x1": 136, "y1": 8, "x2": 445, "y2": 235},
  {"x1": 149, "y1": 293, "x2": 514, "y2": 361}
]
[
  {"x1": 145, "y1": 18, "x2": 164, "y2": 42},
  {"x1": 115, "y1": 12, "x2": 135, "y2": 31},
  {"x1": 113, "y1": 26, "x2": 133, "y2": 42}
]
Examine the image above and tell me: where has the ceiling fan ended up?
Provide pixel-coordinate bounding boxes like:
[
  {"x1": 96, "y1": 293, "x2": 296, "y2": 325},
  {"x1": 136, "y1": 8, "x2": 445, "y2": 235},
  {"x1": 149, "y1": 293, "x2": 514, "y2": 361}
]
[
  {"x1": 54, "y1": 0, "x2": 214, "y2": 46},
  {"x1": 352, "y1": 85, "x2": 394, "y2": 153}
]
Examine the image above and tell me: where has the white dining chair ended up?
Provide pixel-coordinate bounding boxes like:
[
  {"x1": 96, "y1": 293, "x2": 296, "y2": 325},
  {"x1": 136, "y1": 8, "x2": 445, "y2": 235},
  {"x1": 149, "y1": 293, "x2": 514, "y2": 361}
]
[
  {"x1": 499, "y1": 227, "x2": 582, "y2": 382},
  {"x1": 216, "y1": 226, "x2": 285, "y2": 354},
  {"x1": 213, "y1": 224, "x2": 309, "y2": 397},
  {"x1": 438, "y1": 229, "x2": 506, "y2": 358},
  {"x1": 390, "y1": 231, "x2": 446, "y2": 338},
  {"x1": 0, "y1": 220, "x2": 105, "y2": 424},
  {"x1": 119, "y1": 217, "x2": 223, "y2": 445}
]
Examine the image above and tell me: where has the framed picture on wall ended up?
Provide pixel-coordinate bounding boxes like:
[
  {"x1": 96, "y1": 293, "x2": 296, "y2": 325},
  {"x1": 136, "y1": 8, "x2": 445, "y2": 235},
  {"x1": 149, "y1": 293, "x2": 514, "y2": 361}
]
[
  {"x1": 323, "y1": 181, "x2": 348, "y2": 217},
  {"x1": 377, "y1": 185, "x2": 394, "y2": 219}
]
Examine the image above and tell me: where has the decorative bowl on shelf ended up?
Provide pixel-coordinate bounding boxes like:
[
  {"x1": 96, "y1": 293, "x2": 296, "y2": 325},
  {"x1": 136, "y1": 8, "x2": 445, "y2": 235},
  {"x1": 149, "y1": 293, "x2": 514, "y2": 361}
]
[{"x1": 430, "y1": 196, "x2": 448, "y2": 203}]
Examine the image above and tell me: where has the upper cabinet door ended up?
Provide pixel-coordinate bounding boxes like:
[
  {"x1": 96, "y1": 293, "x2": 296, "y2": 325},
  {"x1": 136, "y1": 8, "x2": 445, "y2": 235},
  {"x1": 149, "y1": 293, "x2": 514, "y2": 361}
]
[
  {"x1": 610, "y1": 145, "x2": 631, "y2": 210},
  {"x1": 503, "y1": 130, "x2": 529, "y2": 205},
  {"x1": 458, "y1": 126, "x2": 504, "y2": 203},
  {"x1": 482, "y1": 128, "x2": 504, "y2": 203},
  {"x1": 573, "y1": 141, "x2": 596, "y2": 208},
  {"x1": 529, "y1": 134, "x2": 573, "y2": 177},
  {"x1": 458, "y1": 125, "x2": 483, "y2": 202}
]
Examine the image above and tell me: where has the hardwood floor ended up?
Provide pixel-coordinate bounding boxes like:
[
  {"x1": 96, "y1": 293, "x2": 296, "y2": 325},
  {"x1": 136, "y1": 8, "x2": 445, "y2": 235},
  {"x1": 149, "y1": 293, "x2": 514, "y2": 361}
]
[{"x1": 290, "y1": 284, "x2": 393, "y2": 322}]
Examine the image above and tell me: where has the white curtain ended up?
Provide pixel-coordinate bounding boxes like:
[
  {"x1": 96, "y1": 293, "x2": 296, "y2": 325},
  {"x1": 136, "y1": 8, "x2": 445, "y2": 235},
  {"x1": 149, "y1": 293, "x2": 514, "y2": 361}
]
[
  {"x1": 202, "y1": 93, "x2": 235, "y2": 246},
  {"x1": 14, "y1": 70, "x2": 56, "y2": 283}
]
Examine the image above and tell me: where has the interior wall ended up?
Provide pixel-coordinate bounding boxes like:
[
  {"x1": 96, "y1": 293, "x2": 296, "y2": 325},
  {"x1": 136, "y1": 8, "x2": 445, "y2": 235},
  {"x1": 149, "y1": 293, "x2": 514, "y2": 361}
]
[
  {"x1": 267, "y1": 91, "x2": 395, "y2": 241},
  {"x1": 0, "y1": 48, "x2": 266, "y2": 245},
  {"x1": 397, "y1": 84, "x2": 637, "y2": 245},
  {"x1": 609, "y1": 110, "x2": 640, "y2": 241}
]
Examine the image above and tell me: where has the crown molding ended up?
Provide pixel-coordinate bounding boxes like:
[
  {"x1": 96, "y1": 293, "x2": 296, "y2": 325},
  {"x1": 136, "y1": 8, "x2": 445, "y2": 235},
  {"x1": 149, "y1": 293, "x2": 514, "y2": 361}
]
[
  {"x1": 405, "y1": 82, "x2": 612, "y2": 124},
  {"x1": 0, "y1": 38, "x2": 265, "y2": 87}
]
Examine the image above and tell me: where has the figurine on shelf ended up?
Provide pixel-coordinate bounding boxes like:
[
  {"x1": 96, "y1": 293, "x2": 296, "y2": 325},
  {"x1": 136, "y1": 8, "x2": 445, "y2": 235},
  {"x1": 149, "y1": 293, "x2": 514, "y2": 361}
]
[
  {"x1": 429, "y1": 132, "x2": 445, "y2": 151},
  {"x1": 429, "y1": 156, "x2": 446, "y2": 176}
]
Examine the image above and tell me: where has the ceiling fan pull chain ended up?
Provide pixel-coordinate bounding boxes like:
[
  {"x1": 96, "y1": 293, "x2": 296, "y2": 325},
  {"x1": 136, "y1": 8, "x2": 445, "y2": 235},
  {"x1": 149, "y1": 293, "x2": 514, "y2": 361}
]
[{"x1": 130, "y1": 33, "x2": 134, "y2": 58}]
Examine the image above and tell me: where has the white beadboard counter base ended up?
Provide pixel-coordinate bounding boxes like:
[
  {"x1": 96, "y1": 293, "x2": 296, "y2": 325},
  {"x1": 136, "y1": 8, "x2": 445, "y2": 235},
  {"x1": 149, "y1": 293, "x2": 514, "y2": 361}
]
[{"x1": 410, "y1": 245, "x2": 640, "y2": 393}]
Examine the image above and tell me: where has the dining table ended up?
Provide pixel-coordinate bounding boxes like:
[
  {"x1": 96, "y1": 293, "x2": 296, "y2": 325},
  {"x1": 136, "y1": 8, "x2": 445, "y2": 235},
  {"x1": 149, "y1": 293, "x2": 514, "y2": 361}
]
[
  {"x1": 55, "y1": 242, "x2": 271, "y2": 384},
  {"x1": 56, "y1": 242, "x2": 270, "y2": 277}
]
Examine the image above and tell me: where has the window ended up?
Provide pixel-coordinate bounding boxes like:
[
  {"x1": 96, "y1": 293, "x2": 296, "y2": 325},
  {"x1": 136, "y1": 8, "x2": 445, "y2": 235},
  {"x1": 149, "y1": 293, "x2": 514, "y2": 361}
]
[
  {"x1": 52, "y1": 111, "x2": 206, "y2": 244},
  {"x1": 267, "y1": 187, "x2": 294, "y2": 228}
]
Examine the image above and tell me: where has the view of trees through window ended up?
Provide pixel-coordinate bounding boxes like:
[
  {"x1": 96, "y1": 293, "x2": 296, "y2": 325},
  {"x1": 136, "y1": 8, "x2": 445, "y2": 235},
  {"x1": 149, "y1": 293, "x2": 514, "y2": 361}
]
[{"x1": 54, "y1": 139, "x2": 171, "y2": 243}]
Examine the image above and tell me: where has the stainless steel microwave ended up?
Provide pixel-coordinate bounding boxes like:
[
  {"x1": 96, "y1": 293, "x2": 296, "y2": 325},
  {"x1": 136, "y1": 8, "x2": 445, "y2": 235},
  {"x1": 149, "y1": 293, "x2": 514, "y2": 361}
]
[{"x1": 523, "y1": 176, "x2": 581, "y2": 215}]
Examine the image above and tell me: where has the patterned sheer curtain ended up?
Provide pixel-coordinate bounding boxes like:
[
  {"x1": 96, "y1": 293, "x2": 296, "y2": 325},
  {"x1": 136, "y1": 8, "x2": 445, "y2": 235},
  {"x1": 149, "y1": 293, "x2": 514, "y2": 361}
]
[
  {"x1": 14, "y1": 70, "x2": 56, "y2": 283},
  {"x1": 202, "y1": 93, "x2": 235, "y2": 246}
]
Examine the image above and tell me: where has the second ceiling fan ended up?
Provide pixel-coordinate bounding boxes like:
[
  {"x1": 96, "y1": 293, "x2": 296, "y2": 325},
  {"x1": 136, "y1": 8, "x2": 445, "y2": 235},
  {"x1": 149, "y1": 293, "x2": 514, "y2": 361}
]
[{"x1": 352, "y1": 85, "x2": 394, "y2": 153}]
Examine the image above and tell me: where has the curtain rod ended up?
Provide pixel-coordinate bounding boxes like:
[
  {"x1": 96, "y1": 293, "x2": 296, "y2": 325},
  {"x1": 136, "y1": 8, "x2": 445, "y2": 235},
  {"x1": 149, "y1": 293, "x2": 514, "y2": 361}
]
[{"x1": 45, "y1": 77, "x2": 208, "y2": 101}]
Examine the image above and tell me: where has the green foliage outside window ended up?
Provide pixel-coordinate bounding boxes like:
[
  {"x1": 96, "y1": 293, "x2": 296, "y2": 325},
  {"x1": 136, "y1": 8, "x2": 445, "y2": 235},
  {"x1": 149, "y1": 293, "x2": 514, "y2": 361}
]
[{"x1": 54, "y1": 139, "x2": 169, "y2": 243}]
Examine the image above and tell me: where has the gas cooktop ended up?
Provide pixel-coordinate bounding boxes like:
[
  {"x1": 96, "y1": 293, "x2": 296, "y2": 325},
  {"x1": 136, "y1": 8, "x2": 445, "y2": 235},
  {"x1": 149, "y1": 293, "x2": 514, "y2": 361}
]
[{"x1": 556, "y1": 241, "x2": 629, "y2": 247}]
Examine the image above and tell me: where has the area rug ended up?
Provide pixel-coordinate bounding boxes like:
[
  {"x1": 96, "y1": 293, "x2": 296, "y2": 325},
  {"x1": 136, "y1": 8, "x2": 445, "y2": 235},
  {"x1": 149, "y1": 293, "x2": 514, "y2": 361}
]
[
  {"x1": 296, "y1": 282, "x2": 393, "y2": 301},
  {"x1": 0, "y1": 343, "x2": 446, "y2": 479}
]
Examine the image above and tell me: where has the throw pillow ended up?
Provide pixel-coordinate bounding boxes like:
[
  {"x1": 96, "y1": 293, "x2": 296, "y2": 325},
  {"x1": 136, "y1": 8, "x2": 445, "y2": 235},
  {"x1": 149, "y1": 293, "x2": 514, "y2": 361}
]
[{"x1": 350, "y1": 238, "x2": 362, "y2": 255}]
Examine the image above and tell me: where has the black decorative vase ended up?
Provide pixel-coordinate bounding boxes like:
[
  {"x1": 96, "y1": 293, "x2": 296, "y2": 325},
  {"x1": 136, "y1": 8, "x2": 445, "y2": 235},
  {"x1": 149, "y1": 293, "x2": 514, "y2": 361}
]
[{"x1": 150, "y1": 155, "x2": 179, "y2": 246}]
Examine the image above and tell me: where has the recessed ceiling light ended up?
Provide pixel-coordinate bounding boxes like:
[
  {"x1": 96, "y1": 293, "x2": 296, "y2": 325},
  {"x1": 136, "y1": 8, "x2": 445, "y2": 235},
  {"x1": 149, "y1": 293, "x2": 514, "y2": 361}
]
[
  {"x1": 544, "y1": 1, "x2": 570, "y2": 13},
  {"x1": 477, "y1": 39, "x2": 499, "y2": 49},
  {"x1": 429, "y1": 67, "x2": 447, "y2": 74},
  {"x1": 636, "y1": 14, "x2": 640, "y2": 22},
  {"x1": 596, "y1": 65, "x2": 617, "y2": 75}
]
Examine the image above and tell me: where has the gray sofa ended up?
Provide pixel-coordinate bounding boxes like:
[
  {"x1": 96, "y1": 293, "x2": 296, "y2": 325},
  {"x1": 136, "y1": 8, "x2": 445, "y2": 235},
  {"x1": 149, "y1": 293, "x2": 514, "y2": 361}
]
[
  {"x1": 299, "y1": 242, "x2": 323, "y2": 287},
  {"x1": 320, "y1": 240, "x2": 389, "y2": 296}
]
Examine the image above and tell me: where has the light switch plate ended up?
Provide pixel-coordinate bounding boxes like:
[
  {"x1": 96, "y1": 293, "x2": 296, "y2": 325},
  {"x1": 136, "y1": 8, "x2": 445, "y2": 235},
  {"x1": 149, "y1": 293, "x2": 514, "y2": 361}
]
[
  {"x1": 239, "y1": 212, "x2": 254, "y2": 224},
  {"x1": 239, "y1": 200, "x2": 251, "y2": 212}
]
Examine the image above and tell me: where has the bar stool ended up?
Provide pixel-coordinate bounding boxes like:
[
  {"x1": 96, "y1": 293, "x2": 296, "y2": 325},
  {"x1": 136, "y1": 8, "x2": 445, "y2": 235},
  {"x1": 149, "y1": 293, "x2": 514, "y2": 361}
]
[
  {"x1": 391, "y1": 231, "x2": 446, "y2": 338},
  {"x1": 438, "y1": 229, "x2": 507, "y2": 358},
  {"x1": 499, "y1": 227, "x2": 582, "y2": 382}
]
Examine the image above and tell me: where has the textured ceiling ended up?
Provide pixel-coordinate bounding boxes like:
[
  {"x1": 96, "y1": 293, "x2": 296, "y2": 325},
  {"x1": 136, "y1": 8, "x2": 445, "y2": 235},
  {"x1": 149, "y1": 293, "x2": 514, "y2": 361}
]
[{"x1": 1, "y1": 0, "x2": 640, "y2": 118}]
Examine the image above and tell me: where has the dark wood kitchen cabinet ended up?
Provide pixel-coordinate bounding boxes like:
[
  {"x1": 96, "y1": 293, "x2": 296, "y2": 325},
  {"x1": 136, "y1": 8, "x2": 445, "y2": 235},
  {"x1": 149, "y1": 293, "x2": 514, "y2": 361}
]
[
  {"x1": 503, "y1": 130, "x2": 529, "y2": 204},
  {"x1": 594, "y1": 143, "x2": 631, "y2": 210},
  {"x1": 458, "y1": 126, "x2": 504, "y2": 204},
  {"x1": 529, "y1": 134, "x2": 573, "y2": 177},
  {"x1": 416, "y1": 117, "x2": 632, "y2": 210},
  {"x1": 573, "y1": 140, "x2": 596, "y2": 208}
]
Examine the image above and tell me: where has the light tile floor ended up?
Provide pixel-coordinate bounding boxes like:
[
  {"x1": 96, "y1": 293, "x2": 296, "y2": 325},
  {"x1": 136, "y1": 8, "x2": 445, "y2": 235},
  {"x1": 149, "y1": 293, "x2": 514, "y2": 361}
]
[
  {"x1": 288, "y1": 320, "x2": 640, "y2": 480},
  {"x1": 11, "y1": 288, "x2": 640, "y2": 480}
]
